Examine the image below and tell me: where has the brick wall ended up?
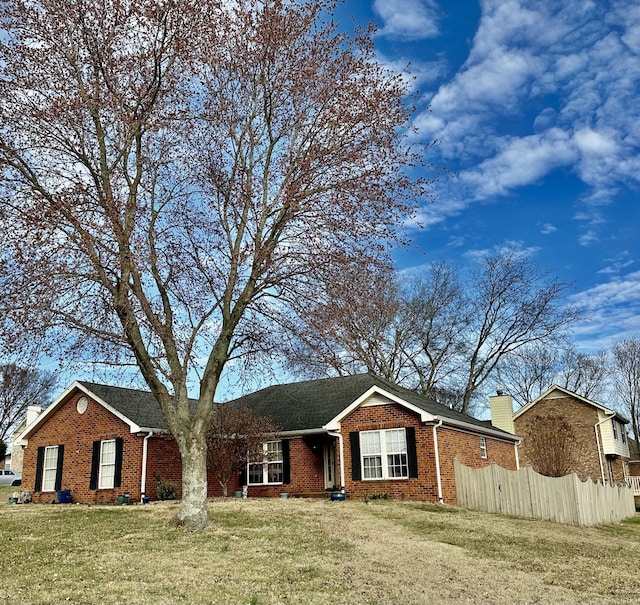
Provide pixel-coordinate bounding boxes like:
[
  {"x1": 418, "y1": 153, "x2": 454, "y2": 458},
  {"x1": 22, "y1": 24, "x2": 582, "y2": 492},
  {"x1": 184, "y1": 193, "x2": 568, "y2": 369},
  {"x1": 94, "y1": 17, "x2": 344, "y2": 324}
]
[
  {"x1": 436, "y1": 426, "x2": 517, "y2": 502},
  {"x1": 339, "y1": 403, "x2": 517, "y2": 504},
  {"x1": 242, "y1": 436, "x2": 327, "y2": 498},
  {"x1": 514, "y1": 395, "x2": 627, "y2": 484},
  {"x1": 23, "y1": 392, "x2": 146, "y2": 504}
]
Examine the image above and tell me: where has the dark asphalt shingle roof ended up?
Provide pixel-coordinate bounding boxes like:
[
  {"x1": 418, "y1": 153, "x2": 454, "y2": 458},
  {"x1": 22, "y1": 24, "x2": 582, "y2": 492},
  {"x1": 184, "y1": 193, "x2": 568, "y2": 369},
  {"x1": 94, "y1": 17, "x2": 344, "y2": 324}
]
[
  {"x1": 79, "y1": 381, "x2": 175, "y2": 430},
  {"x1": 227, "y1": 373, "x2": 515, "y2": 438},
  {"x1": 79, "y1": 374, "x2": 515, "y2": 439}
]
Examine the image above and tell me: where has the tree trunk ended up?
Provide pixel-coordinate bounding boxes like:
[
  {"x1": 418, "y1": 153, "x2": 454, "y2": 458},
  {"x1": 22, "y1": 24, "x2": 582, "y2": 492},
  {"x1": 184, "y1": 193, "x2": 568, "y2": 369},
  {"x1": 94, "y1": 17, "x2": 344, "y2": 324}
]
[{"x1": 170, "y1": 430, "x2": 209, "y2": 531}]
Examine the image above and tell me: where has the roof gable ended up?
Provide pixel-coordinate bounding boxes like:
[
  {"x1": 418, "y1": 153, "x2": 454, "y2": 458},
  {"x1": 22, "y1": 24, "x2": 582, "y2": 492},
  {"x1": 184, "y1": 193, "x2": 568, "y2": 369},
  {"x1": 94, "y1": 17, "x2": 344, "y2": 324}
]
[
  {"x1": 513, "y1": 385, "x2": 629, "y2": 423},
  {"x1": 18, "y1": 381, "x2": 172, "y2": 442},
  {"x1": 323, "y1": 385, "x2": 436, "y2": 430}
]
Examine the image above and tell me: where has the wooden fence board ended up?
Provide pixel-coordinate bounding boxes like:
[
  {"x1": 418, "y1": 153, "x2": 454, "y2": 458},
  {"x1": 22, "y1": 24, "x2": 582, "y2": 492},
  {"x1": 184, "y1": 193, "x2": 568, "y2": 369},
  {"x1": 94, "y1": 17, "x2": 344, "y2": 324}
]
[{"x1": 454, "y1": 460, "x2": 636, "y2": 526}]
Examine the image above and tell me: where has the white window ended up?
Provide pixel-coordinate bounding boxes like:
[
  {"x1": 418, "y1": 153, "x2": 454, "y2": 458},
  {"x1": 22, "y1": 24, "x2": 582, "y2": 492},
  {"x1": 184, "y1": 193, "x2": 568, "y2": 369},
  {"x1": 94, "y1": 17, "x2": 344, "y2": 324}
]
[
  {"x1": 248, "y1": 441, "x2": 283, "y2": 485},
  {"x1": 42, "y1": 445, "x2": 59, "y2": 492},
  {"x1": 99, "y1": 440, "x2": 116, "y2": 489},
  {"x1": 360, "y1": 429, "x2": 408, "y2": 480},
  {"x1": 479, "y1": 437, "x2": 487, "y2": 459}
]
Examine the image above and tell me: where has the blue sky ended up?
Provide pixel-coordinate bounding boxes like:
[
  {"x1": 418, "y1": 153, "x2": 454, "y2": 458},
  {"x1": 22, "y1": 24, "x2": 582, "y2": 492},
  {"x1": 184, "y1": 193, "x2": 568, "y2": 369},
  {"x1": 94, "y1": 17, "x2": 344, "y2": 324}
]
[{"x1": 335, "y1": 0, "x2": 640, "y2": 351}]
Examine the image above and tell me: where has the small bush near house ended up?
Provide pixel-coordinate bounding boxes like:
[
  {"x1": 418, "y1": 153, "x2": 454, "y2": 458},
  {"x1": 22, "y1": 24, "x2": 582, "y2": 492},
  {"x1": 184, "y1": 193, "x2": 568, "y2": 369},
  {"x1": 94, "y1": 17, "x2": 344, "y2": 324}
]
[{"x1": 156, "y1": 477, "x2": 178, "y2": 501}]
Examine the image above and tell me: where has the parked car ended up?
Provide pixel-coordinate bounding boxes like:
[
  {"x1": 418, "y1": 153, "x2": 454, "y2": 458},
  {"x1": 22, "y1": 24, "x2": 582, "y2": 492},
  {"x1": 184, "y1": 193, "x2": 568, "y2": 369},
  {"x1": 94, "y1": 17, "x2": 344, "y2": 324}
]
[{"x1": 0, "y1": 469, "x2": 21, "y2": 486}]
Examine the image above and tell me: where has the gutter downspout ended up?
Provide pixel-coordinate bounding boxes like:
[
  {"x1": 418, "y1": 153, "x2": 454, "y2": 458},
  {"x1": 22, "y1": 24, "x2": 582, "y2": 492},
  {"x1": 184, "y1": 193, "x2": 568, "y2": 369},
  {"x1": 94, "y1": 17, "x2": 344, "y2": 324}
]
[
  {"x1": 594, "y1": 413, "x2": 615, "y2": 484},
  {"x1": 432, "y1": 420, "x2": 443, "y2": 503},
  {"x1": 328, "y1": 431, "x2": 345, "y2": 494},
  {"x1": 140, "y1": 431, "x2": 154, "y2": 501}
]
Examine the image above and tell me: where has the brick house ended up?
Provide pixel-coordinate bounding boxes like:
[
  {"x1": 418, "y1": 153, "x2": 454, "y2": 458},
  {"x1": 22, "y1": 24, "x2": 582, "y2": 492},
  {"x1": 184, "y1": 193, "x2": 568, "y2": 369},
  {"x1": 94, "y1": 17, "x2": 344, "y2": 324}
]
[
  {"x1": 512, "y1": 385, "x2": 631, "y2": 485},
  {"x1": 18, "y1": 374, "x2": 520, "y2": 504}
]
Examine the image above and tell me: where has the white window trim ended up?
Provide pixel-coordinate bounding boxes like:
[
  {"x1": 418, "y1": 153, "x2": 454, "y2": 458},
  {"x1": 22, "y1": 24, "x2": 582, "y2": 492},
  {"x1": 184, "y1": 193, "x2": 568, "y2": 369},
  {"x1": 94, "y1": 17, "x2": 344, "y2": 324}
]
[
  {"x1": 98, "y1": 439, "x2": 116, "y2": 490},
  {"x1": 360, "y1": 428, "x2": 409, "y2": 481},
  {"x1": 42, "y1": 445, "x2": 59, "y2": 492},
  {"x1": 479, "y1": 437, "x2": 487, "y2": 459},
  {"x1": 247, "y1": 440, "x2": 284, "y2": 486}
]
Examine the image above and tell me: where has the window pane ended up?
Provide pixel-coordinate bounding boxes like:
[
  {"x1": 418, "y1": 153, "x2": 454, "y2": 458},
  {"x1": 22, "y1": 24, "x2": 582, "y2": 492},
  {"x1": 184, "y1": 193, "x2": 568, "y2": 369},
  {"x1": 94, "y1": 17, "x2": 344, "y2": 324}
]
[
  {"x1": 363, "y1": 455, "x2": 383, "y2": 479},
  {"x1": 266, "y1": 441, "x2": 283, "y2": 462},
  {"x1": 387, "y1": 453, "x2": 408, "y2": 478},
  {"x1": 248, "y1": 463, "x2": 263, "y2": 484},
  {"x1": 385, "y1": 429, "x2": 407, "y2": 454},
  {"x1": 360, "y1": 432, "x2": 381, "y2": 456},
  {"x1": 267, "y1": 462, "x2": 283, "y2": 483},
  {"x1": 42, "y1": 446, "x2": 58, "y2": 491},
  {"x1": 101, "y1": 440, "x2": 116, "y2": 464},
  {"x1": 99, "y1": 440, "x2": 116, "y2": 489}
]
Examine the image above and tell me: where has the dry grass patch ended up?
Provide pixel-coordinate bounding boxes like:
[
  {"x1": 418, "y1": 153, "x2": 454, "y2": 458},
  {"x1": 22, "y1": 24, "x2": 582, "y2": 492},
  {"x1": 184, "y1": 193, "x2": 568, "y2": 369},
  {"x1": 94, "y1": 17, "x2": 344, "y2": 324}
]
[{"x1": 1, "y1": 492, "x2": 638, "y2": 605}]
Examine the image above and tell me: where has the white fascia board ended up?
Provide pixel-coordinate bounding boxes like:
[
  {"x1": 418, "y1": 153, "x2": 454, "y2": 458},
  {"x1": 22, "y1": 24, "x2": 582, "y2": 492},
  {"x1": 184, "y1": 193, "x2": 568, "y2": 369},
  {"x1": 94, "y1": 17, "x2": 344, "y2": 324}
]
[
  {"x1": 437, "y1": 416, "x2": 522, "y2": 443},
  {"x1": 75, "y1": 384, "x2": 143, "y2": 433},
  {"x1": 17, "y1": 380, "x2": 142, "y2": 444},
  {"x1": 323, "y1": 385, "x2": 436, "y2": 431}
]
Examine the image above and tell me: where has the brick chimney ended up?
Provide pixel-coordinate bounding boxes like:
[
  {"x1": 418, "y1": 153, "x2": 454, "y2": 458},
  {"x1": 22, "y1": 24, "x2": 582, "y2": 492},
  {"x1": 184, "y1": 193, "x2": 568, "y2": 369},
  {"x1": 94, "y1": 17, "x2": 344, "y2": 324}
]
[{"x1": 489, "y1": 392, "x2": 514, "y2": 434}]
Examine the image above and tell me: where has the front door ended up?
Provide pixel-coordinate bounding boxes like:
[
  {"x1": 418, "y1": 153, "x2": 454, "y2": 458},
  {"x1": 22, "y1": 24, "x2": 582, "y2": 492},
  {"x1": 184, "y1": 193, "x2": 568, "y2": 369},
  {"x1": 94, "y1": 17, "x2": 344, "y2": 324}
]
[{"x1": 323, "y1": 441, "x2": 337, "y2": 490}]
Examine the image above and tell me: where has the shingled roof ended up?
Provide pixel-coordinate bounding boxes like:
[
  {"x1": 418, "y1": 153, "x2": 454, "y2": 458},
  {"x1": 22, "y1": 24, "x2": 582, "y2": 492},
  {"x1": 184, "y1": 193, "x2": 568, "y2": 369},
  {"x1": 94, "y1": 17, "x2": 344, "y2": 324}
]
[
  {"x1": 78, "y1": 381, "x2": 175, "y2": 430},
  {"x1": 21, "y1": 375, "x2": 515, "y2": 442},
  {"x1": 227, "y1": 373, "x2": 516, "y2": 439}
]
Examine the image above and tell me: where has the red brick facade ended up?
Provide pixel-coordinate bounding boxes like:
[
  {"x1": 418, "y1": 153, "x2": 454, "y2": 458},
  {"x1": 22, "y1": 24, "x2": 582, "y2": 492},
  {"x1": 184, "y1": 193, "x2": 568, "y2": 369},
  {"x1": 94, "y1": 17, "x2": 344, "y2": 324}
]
[
  {"x1": 340, "y1": 403, "x2": 517, "y2": 504},
  {"x1": 21, "y1": 386, "x2": 519, "y2": 505},
  {"x1": 23, "y1": 391, "x2": 146, "y2": 504},
  {"x1": 514, "y1": 395, "x2": 627, "y2": 484}
]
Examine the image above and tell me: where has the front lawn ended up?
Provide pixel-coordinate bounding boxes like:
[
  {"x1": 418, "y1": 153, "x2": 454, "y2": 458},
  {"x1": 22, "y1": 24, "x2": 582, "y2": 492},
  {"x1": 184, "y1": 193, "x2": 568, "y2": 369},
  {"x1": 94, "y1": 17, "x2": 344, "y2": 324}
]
[{"x1": 1, "y1": 494, "x2": 638, "y2": 604}]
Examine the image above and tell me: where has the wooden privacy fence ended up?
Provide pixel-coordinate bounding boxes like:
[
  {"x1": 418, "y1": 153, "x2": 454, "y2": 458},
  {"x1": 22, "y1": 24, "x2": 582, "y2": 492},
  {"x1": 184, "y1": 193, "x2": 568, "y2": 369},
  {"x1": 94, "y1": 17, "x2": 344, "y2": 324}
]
[{"x1": 454, "y1": 460, "x2": 636, "y2": 526}]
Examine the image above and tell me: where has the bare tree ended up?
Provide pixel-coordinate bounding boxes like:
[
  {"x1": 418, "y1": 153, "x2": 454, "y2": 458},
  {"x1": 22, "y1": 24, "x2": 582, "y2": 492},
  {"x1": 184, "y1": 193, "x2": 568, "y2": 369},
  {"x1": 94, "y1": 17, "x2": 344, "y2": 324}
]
[
  {"x1": 558, "y1": 347, "x2": 608, "y2": 401},
  {"x1": 492, "y1": 342, "x2": 561, "y2": 407},
  {"x1": 206, "y1": 404, "x2": 279, "y2": 497},
  {"x1": 0, "y1": 0, "x2": 431, "y2": 529},
  {"x1": 0, "y1": 364, "x2": 57, "y2": 442},
  {"x1": 611, "y1": 338, "x2": 640, "y2": 445},
  {"x1": 493, "y1": 343, "x2": 607, "y2": 407},
  {"x1": 522, "y1": 414, "x2": 578, "y2": 477},
  {"x1": 285, "y1": 266, "x2": 414, "y2": 383},
  {"x1": 459, "y1": 251, "x2": 579, "y2": 413},
  {"x1": 287, "y1": 252, "x2": 578, "y2": 414},
  {"x1": 400, "y1": 263, "x2": 470, "y2": 397},
  {"x1": 286, "y1": 262, "x2": 470, "y2": 398}
]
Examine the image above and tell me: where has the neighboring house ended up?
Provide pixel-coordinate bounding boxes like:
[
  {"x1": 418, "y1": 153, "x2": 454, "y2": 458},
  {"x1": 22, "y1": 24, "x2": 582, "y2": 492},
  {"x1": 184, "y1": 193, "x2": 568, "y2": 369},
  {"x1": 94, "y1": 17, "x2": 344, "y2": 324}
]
[
  {"x1": 6, "y1": 405, "x2": 42, "y2": 474},
  {"x1": 512, "y1": 385, "x2": 630, "y2": 485},
  {"x1": 18, "y1": 374, "x2": 520, "y2": 504}
]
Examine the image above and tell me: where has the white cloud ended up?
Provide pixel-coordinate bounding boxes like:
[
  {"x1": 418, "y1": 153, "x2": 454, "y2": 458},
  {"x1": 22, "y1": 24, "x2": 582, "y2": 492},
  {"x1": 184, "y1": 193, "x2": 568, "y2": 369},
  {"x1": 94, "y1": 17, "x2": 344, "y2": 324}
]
[
  {"x1": 411, "y1": 0, "x2": 640, "y2": 228},
  {"x1": 373, "y1": 0, "x2": 441, "y2": 40},
  {"x1": 569, "y1": 270, "x2": 640, "y2": 347},
  {"x1": 539, "y1": 223, "x2": 557, "y2": 234},
  {"x1": 460, "y1": 129, "x2": 577, "y2": 199}
]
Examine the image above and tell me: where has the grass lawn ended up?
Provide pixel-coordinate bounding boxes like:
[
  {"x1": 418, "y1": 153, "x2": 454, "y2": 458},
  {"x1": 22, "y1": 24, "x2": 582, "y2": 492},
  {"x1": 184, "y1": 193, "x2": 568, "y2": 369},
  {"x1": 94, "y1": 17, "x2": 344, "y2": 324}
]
[{"x1": 1, "y1": 486, "x2": 639, "y2": 605}]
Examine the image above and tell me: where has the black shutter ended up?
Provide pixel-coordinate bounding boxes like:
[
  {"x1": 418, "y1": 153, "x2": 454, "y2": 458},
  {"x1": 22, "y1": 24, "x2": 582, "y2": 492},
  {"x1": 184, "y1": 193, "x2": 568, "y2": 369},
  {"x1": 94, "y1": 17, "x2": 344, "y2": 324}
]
[
  {"x1": 54, "y1": 444, "x2": 64, "y2": 491},
  {"x1": 114, "y1": 438, "x2": 124, "y2": 488},
  {"x1": 34, "y1": 446, "x2": 45, "y2": 492},
  {"x1": 239, "y1": 468, "x2": 247, "y2": 487},
  {"x1": 406, "y1": 427, "x2": 418, "y2": 478},
  {"x1": 282, "y1": 440, "x2": 290, "y2": 484},
  {"x1": 89, "y1": 440, "x2": 101, "y2": 490},
  {"x1": 350, "y1": 432, "x2": 361, "y2": 481}
]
